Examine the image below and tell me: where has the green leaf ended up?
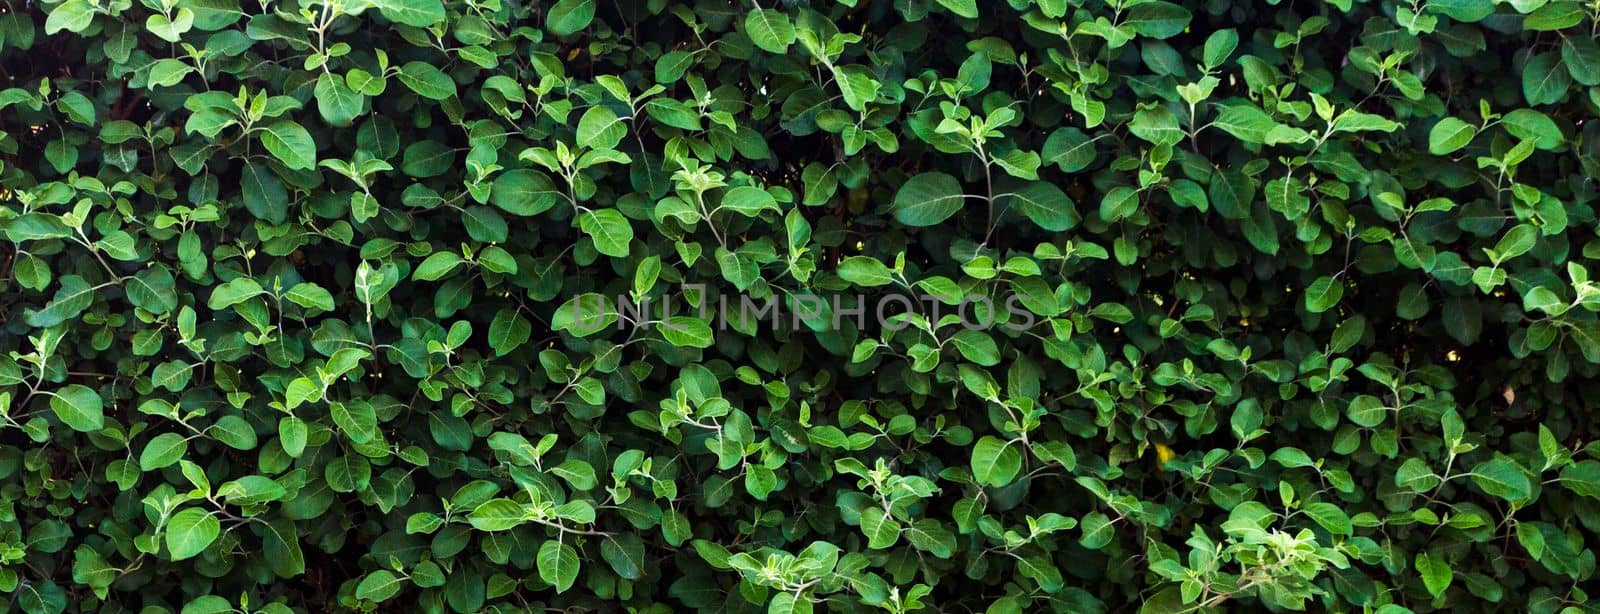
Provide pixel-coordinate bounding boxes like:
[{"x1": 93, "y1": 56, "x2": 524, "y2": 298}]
[
  {"x1": 218, "y1": 476, "x2": 286, "y2": 506},
  {"x1": 1524, "y1": 1, "x2": 1583, "y2": 30},
  {"x1": 72, "y1": 544, "x2": 116, "y2": 595},
  {"x1": 1560, "y1": 35, "x2": 1600, "y2": 86},
  {"x1": 147, "y1": 59, "x2": 193, "y2": 88},
  {"x1": 1347, "y1": 395, "x2": 1387, "y2": 428},
  {"x1": 1041, "y1": 127, "x2": 1096, "y2": 172},
  {"x1": 210, "y1": 415, "x2": 259, "y2": 450},
  {"x1": 413, "y1": 252, "x2": 464, "y2": 281},
  {"x1": 654, "y1": 51, "x2": 695, "y2": 84},
  {"x1": 259, "y1": 121, "x2": 316, "y2": 170},
  {"x1": 1428, "y1": 117, "x2": 1476, "y2": 155},
  {"x1": 1428, "y1": 0, "x2": 1494, "y2": 21},
  {"x1": 600, "y1": 533, "x2": 646, "y2": 580},
  {"x1": 1303, "y1": 502, "x2": 1352, "y2": 535},
  {"x1": 1129, "y1": 105, "x2": 1183, "y2": 145},
  {"x1": 1522, "y1": 51, "x2": 1570, "y2": 106},
  {"x1": 1211, "y1": 103, "x2": 1277, "y2": 143},
  {"x1": 720, "y1": 186, "x2": 778, "y2": 217},
  {"x1": 1416, "y1": 552, "x2": 1453, "y2": 598},
  {"x1": 314, "y1": 73, "x2": 364, "y2": 127},
  {"x1": 1396, "y1": 283, "x2": 1430, "y2": 320},
  {"x1": 1305, "y1": 275, "x2": 1343, "y2": 313},
  {"x1": 284, "y1": 283, "x2": 335, "y2": 311},
  {"x1": 577, "y1": 105, "x2": 627, "y2": 151},
  {"x1": 745, "y1": 9, "x2": 795, "y2": 53},
  {"x1": 832, "y1": 65, "x2": 880, "y2": 112},
  {"x1": 904, "y1": 519, "x2": 958, "y2": 558},
  {"x1": 50, "y1": 384, "x2": 104, "y2": 432},
  {"x1": 950, "y1": 330, "x2": 1001, "y2": 366},
  {"x1": 971, "y1": 436, "x2": 1022, "y2": 487},
  {"x1": 490, "y1": 169, "x2": 562, "y2": 216},
  {"x1": 330, "y1": 401, "x2": 379, "y2": 444},
  {"x1": 1492, "y1": 224, "x2": 1538, "y2": 262},
  {"x1": 262, "y1": 518, "x2": 305, "y2": 577},
  {"x1": 178, "y1": 596, "x2": 231, "y2": 614},
  {"x1": 463, "y1": 205, "x2": 508, "y2": 242},
  {"x1": 1470, "y1": 457, "x2": 1532, "y2": 501},
  {"x1": 1078, "y1": 511, "x2": 1114, "y2": 549},
  {"x1": 578, "y1": 208, "x2": 634, "y2": 258},
  {"x1": 1126, "y1": 1, "x2": 1191, "y2": 39},
  {"x1": 1208, "y1": 166, "x2": 1254, "y2": 220},
  {"x1": 1396, "y1": 457, "x2": 1441, "y2": 491},
  {"x1": 368, "y1": 0, "x2": 445, "y2": 27},
  {"x1": 1331, "y1": 110, "x2": 1399, "y2": 133},
  {"x1": 140, "y1": 433, "x2": 189, "y2": 470},
  {"x1": 953, "y1": 51, "x2": 992, "y2": 94},
  {"x1": 1516, "y1": 522, "x2": 1546, "y2": 559},
  {"x1": 488, "y1": 309, "x2": 533, "y2": 356},
  {"x1": 860, "y1": 508, "x2": 902, "y2": 548},
  {"x1": 469, "y1": 498, "x2": 526, "y2": 531},
  {"x1": 45, "y1": 0, "x2": 95, "y2": 34},
  {"x1": 151, "y1": 360, "x2": 193, "y2": 392},
  {"x1": 836, "y1": 256, "x2": 894, "y2": 287},
  {"x1": 537, "y1": 540, "x2": 580, "y2": 593},
  {"x1": 4, "y1": 213, "x2": 73, "y2": 241},
  {"x1": 208, "y1": 277, "x2": 263, "y2": 309},
  {"x1": 661, "y1": 316, "x2": 714, "y2": 348},
  {"x1": 241, "y1": 161, "x2": 289, "y2": 223},
  {"x1": 1202, "y1": 29, "x2": 1239, "y2": 67},
  {"x1": 1099, "y1": 186, "x2": 1139, "y2": 222},
  {"x1": 279, "y1": 417, "x2": 308, "y2": 458},
  {"x1": 165, "y1": 508, "x2": 220, "y2": 560},
  {"x1": 768, "y1": 592, "x2": 814, "y2": 614},
  {"x1": 398, "y1": 62, "x2": 457, "y2": 100},
  {"x1": 935, "y1": 0, "x2": 978, "y2": 18},
  {"x1": 1001, "y1": 181, "x2": 1079, "y2": 231},
  {"x1": 356, "y1": 570, "x2": 404, "y2": 602},
  {"x1": 26, "y1": 275, "x2": 98, "y2": 328},
  {"x1": 1503, "y1": 109, "x2": 1564, "y2": 149},
  {"x1": 552, "y1": 293, "x2": 618, "y2": 336},
  {"x1": 547, "y1": 0, "x2": 595, "y2": 36},
  {"x1": 893, "y1": 173, "x2": 968, "y2": 227}
]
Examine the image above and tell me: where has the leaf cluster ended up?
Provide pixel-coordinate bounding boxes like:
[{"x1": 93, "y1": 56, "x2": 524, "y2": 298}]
[{"x1": 5, "y1": 0, "x2": 1600, "y2": 613}]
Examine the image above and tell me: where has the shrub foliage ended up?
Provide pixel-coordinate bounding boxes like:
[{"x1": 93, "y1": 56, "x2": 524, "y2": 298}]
[{"x1": 5, "y1": 0, "x2": 1600, "y2": 611}]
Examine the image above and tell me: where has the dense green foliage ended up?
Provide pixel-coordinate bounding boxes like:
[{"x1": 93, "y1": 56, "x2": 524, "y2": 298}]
[{"x1": 5, "y1": 0, "x2": 1600, "y2": 611}]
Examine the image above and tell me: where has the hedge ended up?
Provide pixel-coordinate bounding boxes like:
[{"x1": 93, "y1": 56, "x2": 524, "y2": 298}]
[{"x1": 4, "y1": 0, "x2": 1600, "y2": 612}]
